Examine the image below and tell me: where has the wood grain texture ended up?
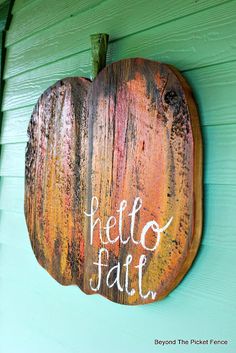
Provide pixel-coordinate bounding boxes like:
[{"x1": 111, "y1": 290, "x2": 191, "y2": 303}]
[
  {"x1": 24, "y1": 58, "x2": 202, "y2": 304},
  {"x1": 2, "y1": 59, "x2": 236, "y2": 127},
  {"x1": 2, "y1": 183, "x2": 236, "y2": 250},
  {"x1": 11, "y1": 0, "x2": 36, "y2": 13},
  {"x1": 6, "y1": 0, "x2": 228, "y2": 47},
  {"x1": 7, "y1": 0, "x2": 105, "y2": 45},
  {"x1": 84, "y1": 58, "x2": 202, "y2": 303},
  {"x1": 4, "y1": 0, "x2": 234, "y2": 79},
  {"x1": 2, "y1": 123, "x2": 235, "y2": 184},
  {"x1": 0, "y1": 0, "x2": 235, "y2": 349},
  {"x1": 0, "y1": 105, "x2": 33, "y2": 143},
  {"x1": 24, "y1": 77, "x2": 90, "y2": 286}
]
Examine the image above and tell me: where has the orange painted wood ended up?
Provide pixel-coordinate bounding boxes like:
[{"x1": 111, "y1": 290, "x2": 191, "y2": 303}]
[
  {"x1": 25, "y1": 77, "x2": 90, "y2": 286},
  {"x1": 25, "y1": 58, "x2": 202, "y2": 305}
]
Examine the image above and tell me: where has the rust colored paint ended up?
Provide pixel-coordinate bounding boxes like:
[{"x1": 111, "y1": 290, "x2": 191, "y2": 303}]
[{"x1": 25, "y1": 59, "x2": 202, "y2": 305}]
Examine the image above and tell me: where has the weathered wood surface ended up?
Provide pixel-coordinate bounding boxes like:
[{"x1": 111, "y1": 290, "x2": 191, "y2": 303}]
[
  {"x1": 25, "y1": 77, "x2": 90, "y2": 286},
  {"x1": 2, "y1": 123, "x2": 235, "y2": 184},
  {"x1": 90, "y1": 33, "x2": 109, "y2": 79},
  {"x1": 2, "y1": 60, "x2": 236, "y2": 147},
  {"x1": 25, "y1": 58, "x2": 202, "y2": 305},
  {"x1": 1, "y1": 0, "x2": 235, "y2": 350},
  {"x1": 84, "y1": 58, "x2": 202, "y2": 303}
]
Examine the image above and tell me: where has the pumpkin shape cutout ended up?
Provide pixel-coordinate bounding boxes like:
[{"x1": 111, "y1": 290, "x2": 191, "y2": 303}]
[{"x1": 25, "y1": 58, "x2": 202, "y2": 305}]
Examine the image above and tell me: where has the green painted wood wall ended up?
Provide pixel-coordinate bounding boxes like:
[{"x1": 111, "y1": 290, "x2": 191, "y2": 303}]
[{"x1": 0, "y1": 0, "x2": 236, "y2": 352}]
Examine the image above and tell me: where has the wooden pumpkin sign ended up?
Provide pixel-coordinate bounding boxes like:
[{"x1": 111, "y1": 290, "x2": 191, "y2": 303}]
[{"x1": 25, "y1": 35, "x2": 202, "y2": 305}]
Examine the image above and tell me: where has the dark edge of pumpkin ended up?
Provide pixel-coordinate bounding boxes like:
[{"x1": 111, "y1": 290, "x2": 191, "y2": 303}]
[{"x1": 156, "y1": 63, "x2": 203, "y2": 300}]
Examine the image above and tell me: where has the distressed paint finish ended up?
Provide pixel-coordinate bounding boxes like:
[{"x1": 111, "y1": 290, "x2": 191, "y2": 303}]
[
  {"x1": 25, "y1": 58, "x2": 202, "y2": 305},
  {"x1": 85, "y1": 58, "x2": 202, "y2": 304},
  {"x1": 25, "y1": 77, "x2": 90, "y2": 286}
]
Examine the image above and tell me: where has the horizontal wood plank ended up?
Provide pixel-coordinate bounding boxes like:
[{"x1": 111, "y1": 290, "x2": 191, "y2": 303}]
[
  {"x1": 0, "y1": 177, "x2": 24, "y2": 212},
  {"x1": 11, "y1": 0, "x2": 37, "y2": 14},
  {"x1": 6, "y1": 0, "x2": 227, "y2": 47},
  {"x1": 7, "y1": 0, "x2": 106, "y2": 46},
  {"x1": 1, "y1": 124, "x2": 236, "y2": 184},
  {"x1": 2, "y1": 58, "x2": 236, "y2": 129},
  {"x1": 202, "y1": 185, "x2": 236, "y2": 250},
  {"x1": 202, "y1": 124, "x2": 236, "y2": 185},
  {"x1": 0, "y1": 105, "x2": 33, "y2": 143},
  {"x1": 2, "y1": 50, "x2": 91, "y2": 111},
  {"x1": 184, "y1": 60, "x2": 236, "y2": 126},
  {"x1": 4, "y1": 0, "x2": 236, "y2": 79},
  {"x1": 0, "y1": 210, "x2": 28, "y2": 249}
]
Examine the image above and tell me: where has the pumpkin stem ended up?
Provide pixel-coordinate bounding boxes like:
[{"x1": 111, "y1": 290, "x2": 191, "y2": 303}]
[{"x1": 90, "y1": 33, "x2": 109, "y2": 79}]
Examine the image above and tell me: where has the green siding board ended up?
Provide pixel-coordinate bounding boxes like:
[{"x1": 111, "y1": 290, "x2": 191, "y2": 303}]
[
  {"x1": 3, "y1": 0, "x2": 236, "y2": 79},
  {"x1": 0, "y1": 211, "x2": 28, "y2": 249},
  {"x1": 1, "y1": 0, "x2": 236, "y2": 352},
  {"x1": 1, "y1": 124, "x2": 236, "y2": 185},
  {"x1": 0, "y1": 105, "x2": 33, "y2": 143},
  {"x1": 203, "y1": 124, "x2": 236, "y2": 184},
  {"x1": 0, "y1": 177, "x2": 24, "y2": 213},
  {"x1": 6, "y1": 0, "x2": 229, "y2": 47},
  {"x1": 202, "y1": 185, "x2": 236, "y2": 250},
  {"x1": 11, "y1": 0, "x2": 37, "y2": 14},
  {"x1": 184, "y1": 60, "x2": 236, "y2": 126},
  {"x1": 7, "y1": 0, "x2": 106, "y2": 46}
]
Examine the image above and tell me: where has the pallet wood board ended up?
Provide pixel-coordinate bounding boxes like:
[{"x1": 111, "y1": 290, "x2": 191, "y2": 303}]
[
  {"x1": 25, "y1": 77, "x2": 90, "y2": 286},
  {"x1": 24, "y1": 58, "x2": 202, "y2": 304}
]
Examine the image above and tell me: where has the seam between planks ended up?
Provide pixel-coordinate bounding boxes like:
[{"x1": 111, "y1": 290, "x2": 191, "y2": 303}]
[
  {"x1": 7, "y1": 0, "x2": 231, "y2": 48},
  {"x1": 12, "y1": 0, "x2": 38, "y2": 14},
  {"x1": 182, "y1": 58, "x2": 236, "y2": 74},
  {"x1": 3, "y1": 50, "x2": 236, "y2": 93},
  {"x1": 8, "y1": 0, "x2": 108, "y2": 47},
  {"x1": 7, "y1": 0, "x2": 233, "y2": 49},
  {"x1": 3, "y1": 0, "x2": 235, "y2": 80}
]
